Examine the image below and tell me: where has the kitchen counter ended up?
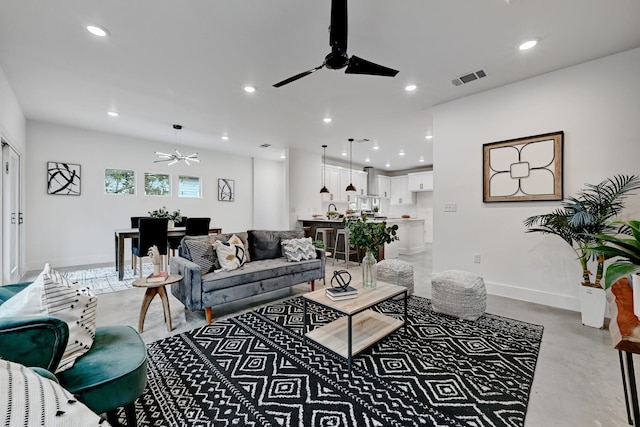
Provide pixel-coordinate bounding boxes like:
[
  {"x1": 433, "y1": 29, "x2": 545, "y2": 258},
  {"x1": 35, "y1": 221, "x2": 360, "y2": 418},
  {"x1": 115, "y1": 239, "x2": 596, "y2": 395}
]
[{"x1": 297, "y1": 217, "x2": 425, "y2": 258}]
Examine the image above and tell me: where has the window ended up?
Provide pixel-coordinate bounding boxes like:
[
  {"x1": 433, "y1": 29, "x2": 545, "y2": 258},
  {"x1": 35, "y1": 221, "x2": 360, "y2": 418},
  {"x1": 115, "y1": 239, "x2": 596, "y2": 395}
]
[
  {"x1": 178, "y1": 175, "x2": 201, "y2": 198},
  {"x1": 144, "y1": 173, "x2": 171, "y2": 196},
  {"x1": 104, "y1": 169, "x2": 135, "y2": 194}
]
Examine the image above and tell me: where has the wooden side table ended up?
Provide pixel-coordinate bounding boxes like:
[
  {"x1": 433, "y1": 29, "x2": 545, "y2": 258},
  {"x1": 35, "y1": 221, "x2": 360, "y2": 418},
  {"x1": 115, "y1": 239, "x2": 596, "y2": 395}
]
[
  {"x1": 132, "y1": 274, "x2": 183, "y2": 333},
  {"x1": 607, "y1": 277, "x2": 640, "y2": 425}
]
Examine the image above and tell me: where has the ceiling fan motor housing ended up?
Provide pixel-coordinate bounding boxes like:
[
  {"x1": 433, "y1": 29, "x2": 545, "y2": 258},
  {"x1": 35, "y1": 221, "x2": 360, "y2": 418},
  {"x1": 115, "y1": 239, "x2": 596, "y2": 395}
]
[{"x1": 325, "y1": 51, "x2": 349, "y2": 70}]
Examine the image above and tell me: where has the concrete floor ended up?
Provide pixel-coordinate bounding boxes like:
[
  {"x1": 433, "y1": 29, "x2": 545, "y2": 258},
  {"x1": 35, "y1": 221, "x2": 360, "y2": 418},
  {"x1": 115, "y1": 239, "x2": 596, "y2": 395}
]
[{"x1": 23, "y1": 246, "x2": 633, "y2": 426}]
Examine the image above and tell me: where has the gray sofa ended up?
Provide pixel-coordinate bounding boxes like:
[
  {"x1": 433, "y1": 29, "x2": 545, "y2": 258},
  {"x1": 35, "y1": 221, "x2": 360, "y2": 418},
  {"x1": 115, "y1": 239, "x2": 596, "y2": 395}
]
[{"x1": 170, "y1": 230, "x2": 325, "y2": 324}]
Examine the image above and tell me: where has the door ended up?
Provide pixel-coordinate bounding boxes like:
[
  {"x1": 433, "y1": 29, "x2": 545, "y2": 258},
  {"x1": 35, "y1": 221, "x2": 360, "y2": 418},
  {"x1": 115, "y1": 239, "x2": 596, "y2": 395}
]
[{"x1": 2, "y1": 141, "x2": 21, "y2": 283}]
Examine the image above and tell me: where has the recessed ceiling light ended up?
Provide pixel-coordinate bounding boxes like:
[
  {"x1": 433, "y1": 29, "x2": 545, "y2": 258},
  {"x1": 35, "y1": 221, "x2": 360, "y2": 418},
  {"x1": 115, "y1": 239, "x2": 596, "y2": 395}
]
[
  {"x1": 107, "y1": 111, "x2": 119, "y2": 117},
  {"x1": 425, "y1": 135, "x2": 433, "y2": 140},
  {"x1": 419, "y1": 157, "x2": 425, "y2": 163},
  {"x1": 365, "y1": 157, "x2": 370, "y2": 162},
  {"x1": 323, "y1": 117, "x2": 332, "y2": 123},
  {"x1": 341, "y1": 151, "x2": 347, "y2": 156},
  {"x1": 385, "y1": 162, "x2": 391, "y2": 168},
  {"x1": 519, "y1": 39, "x2": 538, "y2": 51},
  {"x1": 222, "y1": 136, "x2": 229, "y2": 141},
  {"x1": 243, "y1": 85, "x2": 256, "y2": 93},
  {"x1": 86, "y1": 25, "x2": 109, "y2": 37},
  {"x1": 280, "y1": 154, "x2": 286, "y2": 159},
  {"x1": 405, "y1": 84, "x2": 417, "y2": 92},
  {"x1": 373, "y1": 145, "x2": 379, "y2": 150},
  {"x1": 399, "y1": 151, "x2": 405, "y2": 156}
]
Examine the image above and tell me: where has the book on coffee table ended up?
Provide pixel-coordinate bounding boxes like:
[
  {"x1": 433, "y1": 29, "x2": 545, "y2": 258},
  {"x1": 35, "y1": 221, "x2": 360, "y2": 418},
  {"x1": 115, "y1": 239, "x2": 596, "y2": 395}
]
[
  {"x1": 326, "y1": 286, "x2": 358, "y2": 296},
  {"x1": 326, "y1": 292, "x2": 358, "y2": 301}
]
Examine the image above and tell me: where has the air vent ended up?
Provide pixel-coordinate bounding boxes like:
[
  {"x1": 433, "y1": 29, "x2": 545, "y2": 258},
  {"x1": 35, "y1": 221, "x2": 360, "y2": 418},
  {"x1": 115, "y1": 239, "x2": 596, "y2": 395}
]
[
  {"x1": 260, "y1": 143, "x2": 272, "y2": 148},
  {"x1": 451, "y1": 69, "x2": 488, "y2": 86}
]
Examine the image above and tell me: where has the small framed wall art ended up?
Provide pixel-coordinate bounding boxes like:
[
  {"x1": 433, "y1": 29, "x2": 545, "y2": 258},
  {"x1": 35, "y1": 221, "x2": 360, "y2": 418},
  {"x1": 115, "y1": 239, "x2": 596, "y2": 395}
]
[
  {"x1": 47, "y1": 161, "x2": 81, "y2": 196},
  {"x1": 218, "y1": 178, "x2": 235, "y2": 202},
  {"x1": 483, "y1": 131, "x2": 564, "y2": 202}
]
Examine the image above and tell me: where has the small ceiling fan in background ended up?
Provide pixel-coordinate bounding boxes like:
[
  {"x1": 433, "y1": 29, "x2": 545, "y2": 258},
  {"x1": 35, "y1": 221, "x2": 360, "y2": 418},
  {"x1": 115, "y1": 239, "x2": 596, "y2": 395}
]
[
  {"x1": 154, "y1": 124, "x2": 200, "y2": 166},
  {"x1": 273, "y1": 0, "x2": 399, "y2": 88}
]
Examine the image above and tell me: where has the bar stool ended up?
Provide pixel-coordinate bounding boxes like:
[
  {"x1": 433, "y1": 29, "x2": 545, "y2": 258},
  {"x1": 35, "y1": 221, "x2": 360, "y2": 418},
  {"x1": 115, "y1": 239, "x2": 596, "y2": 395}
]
[
  {"x1": 333, "y1": 229, "x2": 360, "y2": 267},
  {"x1": 315, "y1": 228, "x2": 334, "y2": 257}
]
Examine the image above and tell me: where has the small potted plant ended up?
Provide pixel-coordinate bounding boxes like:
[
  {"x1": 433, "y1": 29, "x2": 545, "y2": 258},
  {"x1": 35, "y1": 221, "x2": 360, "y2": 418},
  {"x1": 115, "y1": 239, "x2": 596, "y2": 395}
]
[
  {"x1": 524, "y1": 174, "x2": 640, "y2": 327},
  {"x1": 326, "y1": 210, "x2": 341, "y2": 220},
  {"x1": 345, "y1": 214, "x2": 398, "y2": 289},
  {"x1": 148, "y1": 206, "x2": 182, "y2": 228}
]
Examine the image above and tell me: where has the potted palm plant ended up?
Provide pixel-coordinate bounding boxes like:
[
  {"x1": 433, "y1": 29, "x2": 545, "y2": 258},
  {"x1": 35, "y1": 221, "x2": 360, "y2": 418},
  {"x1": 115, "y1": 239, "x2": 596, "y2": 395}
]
[
  {"x1": 591, "y1": 220, "x2": 640, "y2": 315},
  {"x1": 345, "y1": 214, "x2": 398, "y2": 289},
  {"x1": 523, "y1": 174, "x2": 640, "y2": 328}
]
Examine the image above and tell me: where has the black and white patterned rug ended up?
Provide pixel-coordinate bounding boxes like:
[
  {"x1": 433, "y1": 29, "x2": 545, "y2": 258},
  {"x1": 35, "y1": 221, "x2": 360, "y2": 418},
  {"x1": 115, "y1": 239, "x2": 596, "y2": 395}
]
[{"x1": 128, "y1": 296, "x2": 543, "y2": 426}]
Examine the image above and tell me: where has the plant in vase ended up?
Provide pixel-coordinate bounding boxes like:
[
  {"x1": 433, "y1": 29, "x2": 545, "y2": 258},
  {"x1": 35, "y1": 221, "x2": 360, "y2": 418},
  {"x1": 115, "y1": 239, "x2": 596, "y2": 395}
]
[
  {"x1": 590, "y1": 220, "x2": 640, "y2": 315},
  {"x1": 345, "y1": 214, "x2": 399, "y2": 289},
  {"x1": 523, "y1": 174, "x2": 640, "y2": 327},
  {"x1": 148, "y1": 206, "x2": 182, "y2": 228}
]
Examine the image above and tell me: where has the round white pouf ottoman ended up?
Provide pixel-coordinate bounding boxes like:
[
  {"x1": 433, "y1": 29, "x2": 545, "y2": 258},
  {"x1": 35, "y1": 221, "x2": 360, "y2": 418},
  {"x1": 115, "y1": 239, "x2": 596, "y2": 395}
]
[
  {"x1": 431, "y1": 270, "x2": 486, "y2": 320},
  {"x1": 376, "y1": 259, "x2": 414, "y2": 295}
]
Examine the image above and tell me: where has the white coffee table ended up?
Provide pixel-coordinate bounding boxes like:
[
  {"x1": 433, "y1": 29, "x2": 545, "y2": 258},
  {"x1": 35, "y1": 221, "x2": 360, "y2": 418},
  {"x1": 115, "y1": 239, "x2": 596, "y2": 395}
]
[{"x1": 302, "y1": 280, "x2": 408, "y2": 373}]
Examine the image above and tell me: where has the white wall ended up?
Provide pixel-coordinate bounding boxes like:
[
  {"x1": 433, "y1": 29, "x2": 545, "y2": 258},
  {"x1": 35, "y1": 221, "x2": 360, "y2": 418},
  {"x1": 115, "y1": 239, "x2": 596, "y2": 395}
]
[
  {"x1": 25, "y1": 120, "x2": 287, "y2": 270},
  {"x1": 433, "y1": 48, "x2": 640, "y2": 312},
  {"x1": 287, "y1": 147, "x2": 324, "y2": 228},
  {"x1": 0, "y1": 65, "x2": 27, "y2": 281},
  {"x1": 252, "y1": 157, "x2": 287, "y2": 230}
]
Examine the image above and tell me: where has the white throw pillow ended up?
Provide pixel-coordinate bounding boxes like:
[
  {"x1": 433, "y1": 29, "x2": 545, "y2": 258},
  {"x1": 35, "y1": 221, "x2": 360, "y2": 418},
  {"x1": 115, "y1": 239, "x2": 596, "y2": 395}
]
[
  {"x1": 227, "y1": 234, "x2": 249, "y2": 264},
  {"x1": 213, "y1": 240, "x2": 246, "y2": 271},
  {"x1": 0, "y1": 360, "x2": 109, "y2": 426},
  {"x1": 0, "y1": 263, "x2": 97, "y2": 372},
  {"x1": 281, "y1": 237, "x2": 317, "y2": 262}
]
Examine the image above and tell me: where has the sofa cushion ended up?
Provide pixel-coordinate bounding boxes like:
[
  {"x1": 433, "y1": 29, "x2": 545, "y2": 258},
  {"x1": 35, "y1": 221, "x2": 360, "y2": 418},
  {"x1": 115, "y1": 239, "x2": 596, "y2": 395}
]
[
  {"x1": 201, "y1": 257, "x2": 322, "y2": 293},
  {"x1": 0, "y1": 264, "x2": 97, "y2": 372},
  {"x1": 180, "y1": 232, "x2": 251, "y2": 264},
  {"x1": 281, "y1": 237, "x2": 317, "y2": 262},
  {"x1": 248, "y1": 230, "x2": 304, "y2": 260}
]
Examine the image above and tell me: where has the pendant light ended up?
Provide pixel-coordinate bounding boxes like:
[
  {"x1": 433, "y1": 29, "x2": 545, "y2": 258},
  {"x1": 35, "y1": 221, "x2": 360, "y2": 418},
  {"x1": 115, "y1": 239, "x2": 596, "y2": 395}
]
[
  {"x1": 345, "y1": 138, "x2": 356, "y2": 192},
  {"x1": 320, "y1": 144, "x2": 330, "y2": 194},
  {"x1": 154, "y1": 124, "x2": 200, "y2": 165}
]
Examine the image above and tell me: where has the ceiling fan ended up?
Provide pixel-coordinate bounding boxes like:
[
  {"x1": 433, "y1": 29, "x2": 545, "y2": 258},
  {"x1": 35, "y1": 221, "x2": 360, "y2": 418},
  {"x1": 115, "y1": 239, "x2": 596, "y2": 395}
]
[
  {"x1": 273, "y1": 0, "x2": 399, "y2": 88},
  {"x1": 154, "y1": 124, "x2": 200, "y2": 166}
]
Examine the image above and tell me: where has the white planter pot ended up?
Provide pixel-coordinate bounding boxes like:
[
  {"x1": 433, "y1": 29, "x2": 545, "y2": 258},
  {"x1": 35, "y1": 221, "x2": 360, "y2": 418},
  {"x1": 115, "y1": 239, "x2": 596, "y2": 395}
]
[
  {"x1": 633, "y1": 274, "x2": 640, "y2": 318},
  {"x1": 579, "y1": 285, "x2": 606, "y2": 329},
  {"x1": 168, "y1": 220, "x2": 175, "y2": 229}
]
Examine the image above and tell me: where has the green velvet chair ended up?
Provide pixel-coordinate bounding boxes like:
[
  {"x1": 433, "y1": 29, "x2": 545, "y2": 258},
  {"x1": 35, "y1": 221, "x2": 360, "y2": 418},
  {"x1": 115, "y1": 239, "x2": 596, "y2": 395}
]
[{"x1": 0, "y1": 282, "x2": 147, "y2": 426}]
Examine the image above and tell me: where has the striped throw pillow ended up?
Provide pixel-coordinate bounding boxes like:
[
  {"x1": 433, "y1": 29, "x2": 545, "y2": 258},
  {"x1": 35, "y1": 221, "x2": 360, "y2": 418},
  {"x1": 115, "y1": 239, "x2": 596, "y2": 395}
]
[{"x1": 281, "y1": 237, "x2": 317, "y2": 262}]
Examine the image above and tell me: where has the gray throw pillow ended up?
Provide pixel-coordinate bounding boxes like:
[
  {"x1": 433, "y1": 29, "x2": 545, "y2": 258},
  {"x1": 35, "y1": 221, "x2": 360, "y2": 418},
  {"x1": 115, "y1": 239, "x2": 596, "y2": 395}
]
[
  {"x1": 281, "y1": 237, "x2": 317, "y2": 262},
  {"x1": 249, "y1": 230, "x2": 305, "y2": 260},
  {"x1": 183, "y1": 238, "x2": 217, "y2": 273}
]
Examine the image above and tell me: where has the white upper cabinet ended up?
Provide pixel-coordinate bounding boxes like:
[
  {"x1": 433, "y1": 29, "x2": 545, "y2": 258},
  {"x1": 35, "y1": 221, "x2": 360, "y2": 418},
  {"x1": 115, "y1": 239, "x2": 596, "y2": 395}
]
[
  {"x1": 377, "y1": 175, "x2": 391, "y2": 198},
  {"x1": 321, "y1": 165, "x2": 342, "y2": 201},
  {"x1": 407, "y1": 171, "x2": 433, "y2": 192},
  {"x1": 355, "y1": 170, "x2": 368, "y2": 196},
  {"x1": 390, "y1": 176, "x2": 416, "y2": 205},
  {"x1": 321, "y1": 166, "x2": 367, "y2": 202}
]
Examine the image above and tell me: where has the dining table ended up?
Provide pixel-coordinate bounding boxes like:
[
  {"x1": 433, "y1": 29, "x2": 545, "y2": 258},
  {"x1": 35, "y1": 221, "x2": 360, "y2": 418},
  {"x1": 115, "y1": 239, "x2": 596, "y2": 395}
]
[{"x1": 114, "y1": 226, "x2": 222, "y2": 280}]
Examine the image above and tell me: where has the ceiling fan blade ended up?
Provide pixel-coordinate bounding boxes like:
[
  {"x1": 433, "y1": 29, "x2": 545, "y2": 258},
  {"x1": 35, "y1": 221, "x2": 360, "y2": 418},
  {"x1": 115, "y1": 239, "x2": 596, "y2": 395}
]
[
  {"x1": 154, "y1": 159, "x2": 172, "y2": 163},
  {"x1": 329, "y1": 0, "x2": 347, "y2": 52},
  {"x1": 345, "y1": 55, "x2": 399, "y2": 77},
  {"x1": 273, "y1": 64, "x2": 324, "y2": 88}
]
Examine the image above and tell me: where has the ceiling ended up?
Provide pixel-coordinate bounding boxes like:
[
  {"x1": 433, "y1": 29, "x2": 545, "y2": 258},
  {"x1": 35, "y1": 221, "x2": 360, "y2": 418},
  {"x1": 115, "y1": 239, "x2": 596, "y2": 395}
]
[{"x1": 1, "y1": 1, "x2": 639, "y2": 171}]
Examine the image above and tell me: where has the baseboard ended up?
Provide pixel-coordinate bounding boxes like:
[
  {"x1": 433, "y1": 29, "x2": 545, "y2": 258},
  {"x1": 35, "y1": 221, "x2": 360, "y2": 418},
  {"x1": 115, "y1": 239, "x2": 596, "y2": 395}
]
[
  {"x1": 485, "y1": 280, "x2": 581, "y2": 313},
  {"x1": 25, "y1": 254, "x2": 114, "y2": 272}
]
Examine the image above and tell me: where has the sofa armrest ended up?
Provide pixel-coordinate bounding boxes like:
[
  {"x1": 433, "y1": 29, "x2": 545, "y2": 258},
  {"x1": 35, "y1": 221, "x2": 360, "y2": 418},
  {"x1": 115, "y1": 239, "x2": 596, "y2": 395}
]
[
  {"x1": 169, "y1": 256, "x2": 204, "y2": 310},
  {"x1": 316, "y1": 248, "x2": 326, "y2": 280},
  {"x1": 0, "y1": 317, "x2": 69, "y2": 372}
]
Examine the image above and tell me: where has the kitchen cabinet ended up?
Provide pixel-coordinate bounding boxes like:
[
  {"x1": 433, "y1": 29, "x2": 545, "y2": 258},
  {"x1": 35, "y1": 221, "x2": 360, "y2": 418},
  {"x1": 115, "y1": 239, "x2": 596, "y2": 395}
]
[
  {"x1": 390, "y1": 176, "x2": 415, "y2": 205},
  {"x1": 321, "y1": 165, "x2": 342, "y2": 201},
  {"x1": 340, "y1": 169, "x2": 367, "y2": 202},
  {"x1": 407, "y1": 171, "x2": 433, "y2": 192},
  {"x1": 377, "y1": 175, "x2": 391, "y2": 198}
]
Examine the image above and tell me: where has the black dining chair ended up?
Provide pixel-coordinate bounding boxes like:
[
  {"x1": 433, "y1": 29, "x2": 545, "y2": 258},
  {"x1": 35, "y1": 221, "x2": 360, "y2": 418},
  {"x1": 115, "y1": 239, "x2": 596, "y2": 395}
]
[
  {"x1": 185, "y1": 217, "x2": 211, "y2": 236},
  {"x1": 130, "y1": 216, "x2": 149, "y2": 270},
  {"x1": 168, "y1": 216, "x2": 188, "y2": 256},
  {"x1": 132, "y1": 217, "x2": 169, "y2": 278}
]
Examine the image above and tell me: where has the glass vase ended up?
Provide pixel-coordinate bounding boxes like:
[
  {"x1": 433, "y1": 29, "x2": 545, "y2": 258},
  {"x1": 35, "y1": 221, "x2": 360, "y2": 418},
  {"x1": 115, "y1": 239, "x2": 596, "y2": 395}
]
[{"x1": 362, "y1": 250, "x2": 377, "y2": 289}]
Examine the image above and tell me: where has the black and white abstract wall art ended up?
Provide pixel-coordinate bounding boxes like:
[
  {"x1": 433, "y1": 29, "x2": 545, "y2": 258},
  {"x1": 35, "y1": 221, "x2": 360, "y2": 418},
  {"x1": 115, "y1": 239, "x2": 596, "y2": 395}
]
[
  {"x1": 218, "y1": 178, "x2": 235, "y2": 201},
  {"x1": 47, "y1": 161, "x2": 81, "y2": 196},
  {"x1": 483, "y1": 131, "x2": 563, "y2": 202}
]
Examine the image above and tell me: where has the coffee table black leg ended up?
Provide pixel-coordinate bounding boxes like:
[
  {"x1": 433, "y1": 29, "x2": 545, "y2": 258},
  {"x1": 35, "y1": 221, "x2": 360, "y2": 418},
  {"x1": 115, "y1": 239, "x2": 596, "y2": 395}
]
[
  {"x1": 303, "y1": 298, "x2": 308, "y2": 339},
  {"x1": 348, "y1": 315, "x2": 352, "y2": 375},
  {"x1": 404, "y1": 290, "x2": 408, "y2": 333}
]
